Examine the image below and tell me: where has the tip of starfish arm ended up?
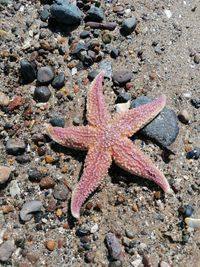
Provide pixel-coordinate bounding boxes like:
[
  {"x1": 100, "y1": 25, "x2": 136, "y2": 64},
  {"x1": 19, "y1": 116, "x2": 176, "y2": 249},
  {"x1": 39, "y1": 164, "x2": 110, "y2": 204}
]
[{"x1": 71, "y1": 202, "x2": 80, "y2": 219}]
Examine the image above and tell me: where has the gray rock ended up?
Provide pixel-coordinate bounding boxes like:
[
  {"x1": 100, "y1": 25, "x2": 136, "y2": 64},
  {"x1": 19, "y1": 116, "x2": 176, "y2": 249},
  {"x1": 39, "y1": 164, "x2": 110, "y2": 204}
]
[
  {"x1": 105, "y1": 233, "x2": 123, "y2": 260},
  {"x1": 6, "y1": 139, "x2": 26, "y2": 155},
  {"x1": 112, "y1": 70, "x2": 132, "y2": 85},
  {"x1": 86, "y1": 5, "x2": 104, "y2": 22},
  {"x1": 51, "y1": 72, "x2": 65, "y2": 89},
  {"x1": 121, "y1": 17, "x2": 137, "y2": 34},
  {"x1": 20, "y1": 200, "x2": 43, "y2": 222},
  {"x1": 131, "y1": 96, "x2": 179, "y2": 147},
  {"x1": 50, "y1": 0, "x2": 82, "y2": 25},
  {"x1": 37, "y1": 66, "x2": 54, "y2": 85},
  {"x1": 0, "y1": 166, "x2": 11, "y2": 184},
  {"x1": 0, "y1": 240, "x2": 15, "y2": 262},
  {"x1": 53, "y1": 183, "x2": 69, "y2": 201}
]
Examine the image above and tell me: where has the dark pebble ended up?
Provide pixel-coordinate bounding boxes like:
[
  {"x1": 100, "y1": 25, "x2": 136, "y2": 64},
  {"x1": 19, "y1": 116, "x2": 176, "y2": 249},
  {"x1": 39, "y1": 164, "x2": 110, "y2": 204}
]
[
  {"x1": 88, "y1": 70, "x2": 99, "y2": 81},
  {"x1": 180, "y1": 204, "x2": 194, "y2": 217},
  {"x1": 121, "y1": 17, "x2": 137, "y2": 35},
  {"x1": 37, "y1": 66, "x2": 54, "y2": 85},
  {"x1": 191, "y1": 98, "x2": 200, "y2": 109},
  {"x1": 131, "y1": 96, "x2": 179, "y2": 147},
  {"x1": 85, "y1": 252, "x2": 95, "y2": 263},
  {"x1": 116, "y1": 91, "x2": 130, "y2": 103},
  {"x1": 105, "y1": 233, "x2": 122, "y2": 260},
  {"x1": 34, "y1": 86, "x2": 51, "y2": 102},
  {"x1": 16, "y1": 154, "x2": 30, "y2": 164},
  {"x1": 110, "y1": 48, "x2": 120, "y2": 59},
  {"x1": 83, "y1": 55, "x2": 93, "y2": 67},
  {"x1": 80, "y1": 31, "x2": 90, "y2": 39},
  {"x1": 76, "y1": 225, "x2": 90, "y2": 236},
  {"x1": 20, "y1": 59, "x2": 37, "y2": 84},
  {"x1": 186, "y1": 147, "x2": 200, "y2": 160},
  {"x1": 50, "y1": 117, "x2": 65, "y2": 127},
  {"x1": 194, "y1": 54, "x2": 200, "y2": 64},
  {"x1": 85, "y1": 5, "x2": 104, "y2": 22},
  {"x1": 50, "y1": 0, "x2": 82, "y2": 25},
  {"x1": 28, "y1": 168, "x2": 43, "y2": 182},
  {"x1": 6, "y1": 139, "x2": 26, "y2": 155},
  {"x1": 40, "y1": 9, "x2": 50, "y2": 22},
  {"x1": 52, "y1": 183, "x2": 69, "y2": 201},
  {"x1": 109, "y1": 260, "x2": 123, "y2": 267},
  {"x1": 51, "y1": 72, "x2": 65, "y2": 89},
  {"x1": 112, "y1": 70, "x2": 132, "y2": 85}
]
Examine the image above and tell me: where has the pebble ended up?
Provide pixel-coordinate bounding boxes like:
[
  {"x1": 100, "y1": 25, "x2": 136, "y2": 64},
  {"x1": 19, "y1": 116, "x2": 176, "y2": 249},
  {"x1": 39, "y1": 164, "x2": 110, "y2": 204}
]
[
  {"x1": 0, "y1": 92, "x2": 10, "y2": 106},
  {"x1": 37, "y1": 66, "x2": 54, "y2": 85},
  {"x1": 85, "y1": 252, "x2": 95, "y2": 263},
  {"x1": 178, "y1": 109, "x2": 190, "y2": 124},
  {"x1": 112, "y1": 70, "x2": 132, "y2": 85},
  {"x1": 116, "y1": 91, "x2": 130, "y2": 103},
  {"x1": 191, "y1": 98, "x2": 200, "y2": 109},
  {"x1": 50, "y1": 117, "x2": 65, "y2": 127},
  {"x1": 180, "y1": 204, "x2": 194, "y2": 217},
  {"x1": 185, "y1": 217, "x2": 200, "y2": 230},
  {"x1": 20, "y1": 59, "x2": 36, "y2": 84},
  {"x1": 46, "y1": 240, "x2": 56, "y2": 251},
  {"x1": 88, "y1": 70, "x2": 99, "y2": 81},
  {"x1": 110, "y1": 48, "x2": 120, "y2": 59},
  {"x1": 0, "y1": 166, "x2": 11, "y2": 184},
  {"x1": 8, "y1": 95, "x2": 23, "y2": 111},
  {"x1": 115, "y1": 101, "x2": 130, "y2": 113},
  {"x1": 39, "y1": 176, "x2": 55, "y2": 189},
  {"x1": 52, "y1": 183, "x2": 69, "y2": 201},
  {"x1": 51, "y1": 72, "x2": 65, "y2": 89},
  {"x1": 40, "y1": 9, "x2": 50, "y2": 22},
  {"x1": 20, "y1": 200, "x2": 43, "y2": 222},
  {"x1": 125, "y1": 229, "x2": 135, "y2": 239},
  {"x1": 86, "y1": 5, "x2": 104, "y2": 22},
  {"x1": 194, "y1": 54, "x2": 200, "y2": 64},
  {"x1": 102, "y1": 31, "x2": 112, "y2": 44},
  {"x1": 50, "y1": 0, "x2": 82, "y2": 25},
  {"x1": 34, "y1": 86, "x2": 51, "y2": 102},
  {"x1": 90, "y1": 223, "x2": 99, "y2": 234},
  {"x1": 0, "y1": 240, "x2": 15, "y2": 262},
  {"x1": 159, "y1": 261, "x2": 171, "y2": 267},
  {"x1": 131, "y1": 96, "x2": 179, "y2": 147},
  {"x1": 109, "y1": 260, "x2": 123, "y2": 267},
  {"x1": 121, "y1": 17, "x2": 137, "y2": 34},
  {"x1": 9, "y1": 180, "x2": 20, "y2": 197},
  {"x1": 105, "y1": 233, "x2": 122, "y2": 260},
  {"x1": 186, "y1": 147, "x2": 200, "y2": 160},
  {"x1": 6, "y1": 139, "x2": 26, "y2": 155},
  {"x1": 73, "y1": 116, "x2": 80, "y2": 125},
  {"x1": 85, "y1": 21, "x2": 117, "y2": 31},
  {"x1": 28, "y1": 168, "x2": 43, "y2": 182},
  {"x1": 80, "y1": 31, "x2": 90, "y2": 39}
]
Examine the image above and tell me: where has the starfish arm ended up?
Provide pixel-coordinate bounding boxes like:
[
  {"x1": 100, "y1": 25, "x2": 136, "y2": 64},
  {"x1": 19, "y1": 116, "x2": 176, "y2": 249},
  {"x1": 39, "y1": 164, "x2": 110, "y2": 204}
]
[
  {"x1": 112, "y1": 95, "x2": 166, "y2": 137},
  {"x1": 71, "y1": 146, "x2": 112, "y2": 218},
  {"x1": 45, "y1": 124, "x2": 95, "y2": 150},
  {"x1": 112, "y1": 138, "x2": 171, "y2": 193},
  {"x1": 87, "y1": 71, "x2": 111, "y2": 126}
]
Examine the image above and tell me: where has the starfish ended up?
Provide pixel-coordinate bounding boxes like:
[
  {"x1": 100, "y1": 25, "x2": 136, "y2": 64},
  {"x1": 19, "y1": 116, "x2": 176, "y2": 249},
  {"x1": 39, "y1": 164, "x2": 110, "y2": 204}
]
[{"x1": 46, "y1": 71, "x2": 171, "y2": 219}]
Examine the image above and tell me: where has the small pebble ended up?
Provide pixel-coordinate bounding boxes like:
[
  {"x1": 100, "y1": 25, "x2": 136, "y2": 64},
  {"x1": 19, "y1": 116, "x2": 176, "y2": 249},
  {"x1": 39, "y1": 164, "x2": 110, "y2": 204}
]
[
  {"x1": 39, "y1": 176, "x2": 55, "y2": 189},
  {"x1": 52, "y1": 183, "x2": 69, "y2": 201},
  {"x1": 6, "y1": 139, "x2": 26, "y2": 155},
  {"x1": 102, "y1": 31, "x2": 112, "y2": 44},
  {"x1": 115, "y1": 101, "x2": 130, "y2": 113},
  {"x1": 194, "y1": 54, "x2": 200, "y2": 64},
  {"x1": 20, "y1": 200, "x2": 43, "y2": 222},
  {"x1": 28, "y1": 168, "x2": 43, "y2": 182},
  {"x1": 88, "y1": 70, "x2": 99, "y2": 81},
  {"x1": 159, "y1": 261, "x2": 171, "y2": 267},
  {"x1": 112, "y1": 70, "x2": 132, "y2": 85},
  {"x1": 51, "y1": 72, "x2": 65, "y2": 89},
  {"x1": 40, "y1": 9, "x2": 50, "y2": 22},
  {"x1": 8, "y1": 95, "x2": 23, "y2": 111},
  {"x1": 116, "y1": 92, "x2": 130, "y2": 103},
  {"x1": 110, "y1": 48, "x2": 120, "y2": 59},
  {"x1": 80, "y1": 31, "x2": 90, "y2": 39},
  {"x1": 85, "y1": 251, "x2": 95, "y2": 263},
  {"x1": 86, "y1": 5, "x2": 104, "y2": 22},
  {"x1": 20, "y1": 59, "x2": 36, "y2": 84},
  {"x1": 34, "y1": 86, "x2": 51, "y2": 102},
  {"x1": 178, "y1": 109, "x2": 190, "y2": 124},
  {"x1": 37, "y1": 66, "x2": 54, "y2": 85},
  {"x1": 0, "y1": 92, "x2": 10, "y2": 106},
  {"x1": 50, "y1": 117, "x2": 65, "y2": 127},
  {"x1": 109, "y1": 260, "x2": 123, "y2": 267},
  {"x1": 185, "y1": 217, "x2": 200, "y2": 230},
  {"x1": 181, "y1": 204, "x2": 194, "y2": 217},
  {"x1": 186, "y1": 147, "x2": 200, "y2": 160},
  {"x1": 121, "y1": 17, "x2": 137, "y2": 34},
  {"x1": 0, "y1": 240, "x2": 15, "y2": 262},
  {"x1": 46, "y1": 240, "x2": 56, "y2": 251},
  {"x1": 105, "y1": 233, "x2": 122, "y2": 260},
  {"x1": 9, "y1": 180, "x2": 20, "y2": 197},
  {"x1": 191, "y1": 98, "x2": 200, "y2": 109},
  {"x1": 0, "y1": 166, "x2": 11, "y2": 184}
]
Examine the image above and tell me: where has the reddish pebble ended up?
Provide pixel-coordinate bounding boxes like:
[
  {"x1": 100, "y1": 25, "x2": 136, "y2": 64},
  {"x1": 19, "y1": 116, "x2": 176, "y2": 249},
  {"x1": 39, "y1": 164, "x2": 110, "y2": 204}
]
[
  {"x1": 39, "y1": 176, "x2": 55, "y2": 189},
  {"x1": 8, "y1": 95, "x2": 23, "y2": 111},
  {"x1": 46, "y1": 240, "x2": 56, "y2": 251}
]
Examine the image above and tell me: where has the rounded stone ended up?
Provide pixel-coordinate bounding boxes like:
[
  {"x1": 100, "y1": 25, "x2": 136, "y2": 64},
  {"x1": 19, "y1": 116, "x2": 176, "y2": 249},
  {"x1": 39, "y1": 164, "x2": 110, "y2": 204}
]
[
  {"x1": 131, "y1": 96, "x2": 179, "y2": 147},
  {"x1": 0, "y1": 166, "x2": 11, "y2": 184},
  {"x1": 0, "y1": 240, "x2": 15, "y2": 262},
  {"x1": 186, "y1": 147, "x2": 200, "y2": 160},
  {"x1": 178, "y1": 109, "x2": 190, "y2": 124},
  {"x1": 28, "y1": 168, "x2": 43, "y2": 182},
  {"x1": 20, "y1": 200, "x2": 43, "y2": 222},
  {"x1": 0, "y1": 92, "x2": 10, "y2": 107},
  {"x1": 6, "y1": 139, "x2": 26, "y2": 155},
  {"x1": 52, "y1": 183, "x2": 69, "y2": 201},
  {"x1": 20, "y1": 59, "x2": 36, "y2": 84},
  {"x1": 40, "y1": 9, "x2": 50, "y2": 22},
  {"x1": 112, "y1": 70, "x2": 132, "y2": 85},
  {"x1": 37, "y1": 66, "x2": 54, "y2": 85},
  {"x1": 121, "y1": 17, "x2": 137, "y2": 34},
  {"x1": 110, "y1": 48, "x2": 120, "y2": 59},
  {"x1": 50, "y1": 117, "x2": 65, "y2": 127},
  {"x1": 51, "y1": 72, "x2": 65, "y2": 89},
  {"x1": 46, "y1": 240, "x2": 56, "y2": 251},
  {"x1": 34, "y1": 86, "x2": 51, "y2": 102},
  {"x1": 86, "y1": 5, "x2": 104, "y2": 22}
]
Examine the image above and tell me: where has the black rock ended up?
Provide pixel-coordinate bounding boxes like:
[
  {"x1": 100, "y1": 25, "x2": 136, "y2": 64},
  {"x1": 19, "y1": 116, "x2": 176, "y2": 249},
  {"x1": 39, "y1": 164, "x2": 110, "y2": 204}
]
[
  {"x1": 85, "y1": 5, "x2": 104, "y2": 22},
  {"x1": 116, "y1": 92, "x2": 130, "y2": 103},
  {"x1": 6, "y1": 139, "x2": 26, "y2": 155},
  {"x1": 16, "y1": 154, "x2": 30, "y2": 164},
  {"x1": 88, "y1": 70, "x2": 99, "y2": 81},
  {"x1": 191, "y1": 98, "x2": 200, "y2": 109},
  {"x1": 131, "y1": 96, "x2": 179, "y2": 147},
  {"x1": 83, "y1": 55, "x2": 93, "y2": 67},
  {"x1": 51, "y1": 72, "x2": 65, "y2": 89},
  {"x1": 37, "y1": 66, "x2": 54, "y2": 85},
  {"x1": 50, "y1": 0, "x2": 82, "y2": 25},
  {"x1": 40, "y1": 9, "x2": 50, "y2": 22},
  {"x1": 121, "y1": 17, "x2": 137, "y2": 35},
  {"x1": 112, "y1": 70, "x2": 132, "y2": 85},
  {"x1": 28, "y1": 168, "x2": 43, "y2": 182},
  {"x1": 50, "y1": 117, "x2": 65, "y2": 127},
  {"x1": 182, "y1": 205, "x2": 194, "y2": 217},
  {"x1": 186, "y1": 147, "x2": 200, "y2": 159},
  {"x1": 80, "y1": 31, "x2": 90, "y2": 39},
  {"x1": 110, "y1": 48, "x2": 120, "y2": 59},
  {"x1": 20, "y1": 59, "x2": 37, "y2": 84},
  {"x1": 34, "y1": 86, "x2": 51, "y2": 102}
]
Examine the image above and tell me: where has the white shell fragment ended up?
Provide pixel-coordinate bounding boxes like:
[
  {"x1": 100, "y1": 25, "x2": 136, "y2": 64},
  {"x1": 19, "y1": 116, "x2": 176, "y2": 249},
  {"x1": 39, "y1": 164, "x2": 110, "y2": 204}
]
[{"x1": 185, "y1": 217, "x2": 200, "y2": 230}]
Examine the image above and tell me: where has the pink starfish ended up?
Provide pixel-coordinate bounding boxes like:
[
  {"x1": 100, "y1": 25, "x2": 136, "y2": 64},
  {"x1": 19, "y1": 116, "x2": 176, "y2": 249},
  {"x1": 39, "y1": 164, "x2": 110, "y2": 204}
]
[{"x1": 46, "y1": 71, "x2": 171, "y2": 219}]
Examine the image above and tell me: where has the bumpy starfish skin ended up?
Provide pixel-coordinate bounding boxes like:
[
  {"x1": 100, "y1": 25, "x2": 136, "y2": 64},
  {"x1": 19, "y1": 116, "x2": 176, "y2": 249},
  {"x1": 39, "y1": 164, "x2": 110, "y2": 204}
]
[{"x1": 46, "y1": 71, "x2": 171, "y2": 218}]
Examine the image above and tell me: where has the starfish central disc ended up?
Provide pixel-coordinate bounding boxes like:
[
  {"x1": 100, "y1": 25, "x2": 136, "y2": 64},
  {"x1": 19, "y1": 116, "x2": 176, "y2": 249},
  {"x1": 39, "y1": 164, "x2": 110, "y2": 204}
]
[{"x1": 97, "y1": 125, "x2": 119, "y2": 149}]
